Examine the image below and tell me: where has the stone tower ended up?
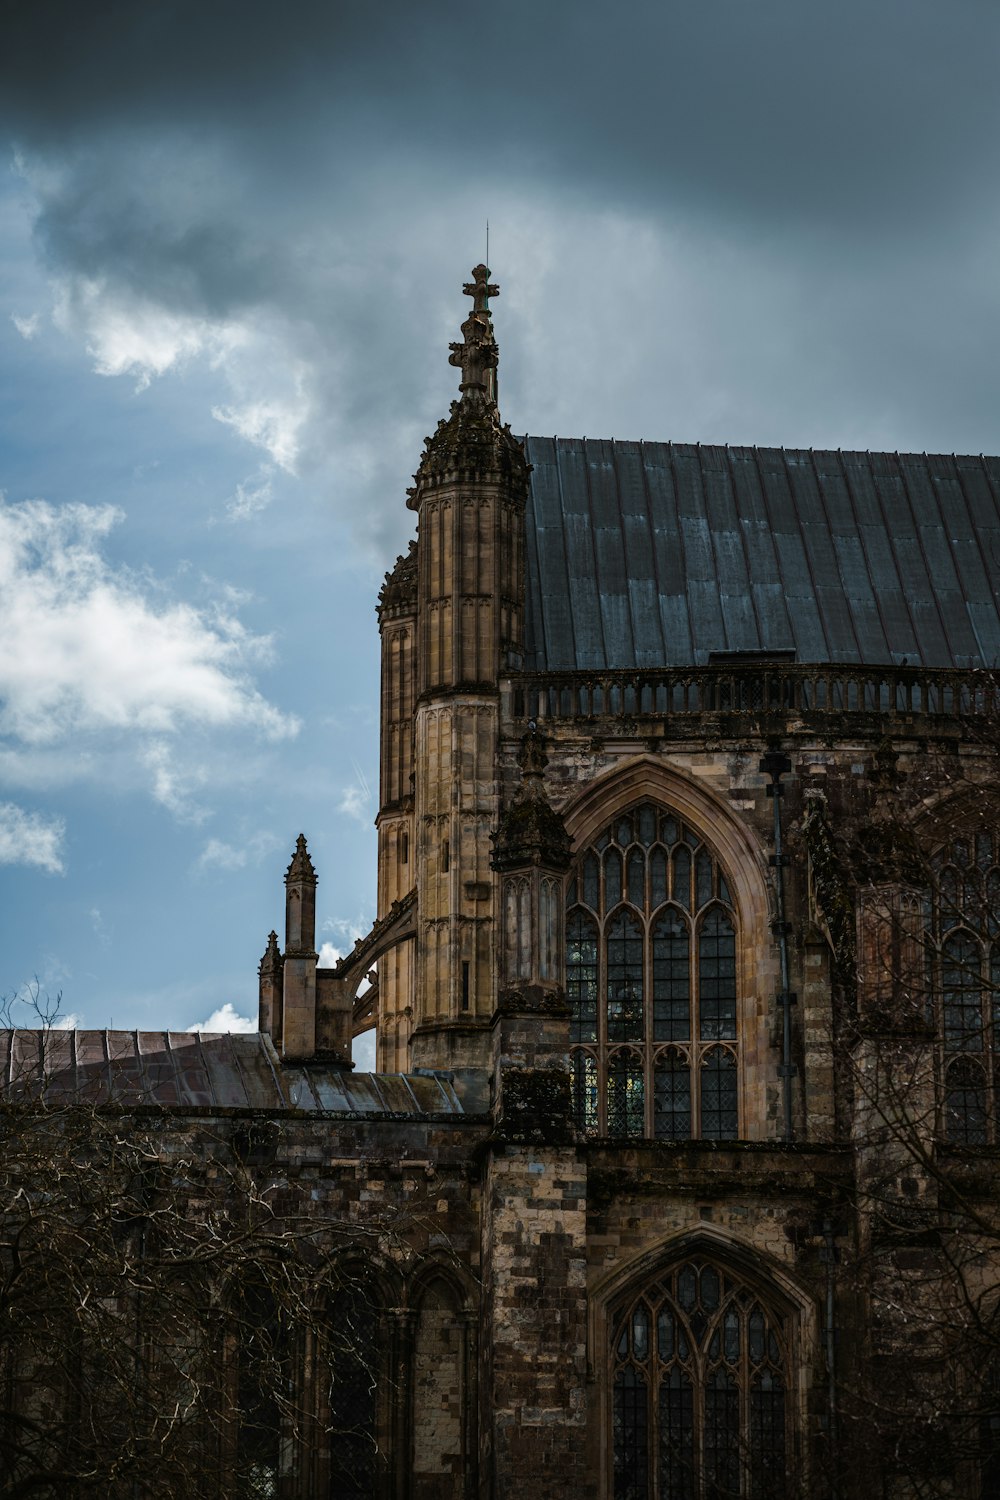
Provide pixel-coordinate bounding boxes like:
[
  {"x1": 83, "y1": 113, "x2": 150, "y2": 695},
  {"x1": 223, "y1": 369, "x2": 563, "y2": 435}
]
[{"x1": 377, "y1": 266, "x2": 529, "y2": 1072}]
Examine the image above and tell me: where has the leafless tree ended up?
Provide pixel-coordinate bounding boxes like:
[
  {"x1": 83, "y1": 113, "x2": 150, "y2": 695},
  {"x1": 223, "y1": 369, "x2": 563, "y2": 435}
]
[
  {"x1": 800, "y1": 714, "x2": 1000, "y2": 1499},
  {"x1": 0, "y1": 989, "x2": 414, "y2": 1499}
]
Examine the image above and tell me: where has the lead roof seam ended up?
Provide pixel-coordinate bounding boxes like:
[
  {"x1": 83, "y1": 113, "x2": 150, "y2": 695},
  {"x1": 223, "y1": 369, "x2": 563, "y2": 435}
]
[
  {"x1": 666, "y1": 443, "x2": 696, "y2": 662},
  {"x1": 195, "y1": 1030, "x2": 220, "y2": 1109},
  {"x1": 972, "y1": 458, "x2": 1000, "y2": 665},
  {"x1": 854, "y1": 452, "x2": 925, "y2": 665},
  {"x1": 581, "y1": 439, "x2": 609, "y2": 669},
  {"x1": 610, "y1": 440, "x2": 642, "y2": 666},
  {"x1": 893, "y1": 452, "x2": 953, "y2": 666},
  {"x1": 553, "y1": 438, "x2": 579, "y2": 671},
  {"x1": 804, "y1": 449, "x2": 863, "y2": 664},
  {"x1": 227, "y1": 1032, "x2": 254, "y2": 1109},
  {"x1": 726, "y1": 450, "x2": 765, "y2": 652},
  {"x1": 925, "y1": 453, "x2": 981, "y2": 663},
  {"x1": 539, "y1": 435, "x2": 576, "y2": 671},
  {"x1": 521, "y1": 437, "x2": 543, "y2": 668},
  {"x1": 257, "y1": 1030, "x2": 286, "y2": 1105},
  {"x1": 760, "y1": 448, "x2": 831, "y2": 661},
  {"x1": 829, "y1": 449, "x2": 893, "y2": 663},
  {"x1": 950, "y1": 458, "x2": 999, "y2": 664},
  {"x1": 697, "y1": 446, "x2": 733, "y2": 653},
  {"x1": 635, "y1": 441, "x2": 668, "y2": 665},
  {"x1": 791, "y1": 441, "x2": 863, "y2": 660}
]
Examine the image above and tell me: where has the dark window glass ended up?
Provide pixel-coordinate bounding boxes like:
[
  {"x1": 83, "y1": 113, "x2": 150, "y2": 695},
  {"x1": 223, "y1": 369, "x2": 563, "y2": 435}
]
[
  {"x1": 613, "y1": 1263, "x2": 788, "y2": 1500},
  {"x1": 567, "y1": 909, "x2": 599, "y2": 1044},
  {"x1": 572, "y1": 1050, "x2": 599, "y2": 1134},
  {"x1": 701, "y1": 1051, "x2": 738, "y2": 1139},
  {"x1": 942, "y1": 932, "x2": 983, "y2": 1052},
  {"x1": 614, "y1": 1367, "x2": 649, "y2": 1500},
  {"x1": 699, "y1": 909, "x2": 737, "y2": 1041},
  {"x1": 650, "y1": 846, "x2": 668, "y2": 908},
  {"x1": 568, "y1": 803, "x2": 739, "y2": 1140},
  {"x1": 654, "y1": 1052, "x2": 691, "y2": 1141},
  {"x1": 608, "y1": 911, "x2": 644, "y2": 1044},
  {"x1": 945, "y1": 1057, "x2": 988, "y2": 1144},
  {"x1": 673, "y1": 847, "x2": 691, "y2": 911},
  {"x1": 328, "y1": 1284, "x2": 378, "y2": 1499},
  {"x1": 653, "y1": 909, "x2": 690, "y2": 1042},
  {"x1": 608, "y1": 1051, "x2": 645, "y2": 1138},
  {"x1": 606, "y1": 848, "x2": 623, "y2": 909},
  {"x1": 628, "y1": 849, "x2": 646, "y2": 907},
  {"x1": 234, "y1": 1281, "x2": 283, "y2": 1500}
]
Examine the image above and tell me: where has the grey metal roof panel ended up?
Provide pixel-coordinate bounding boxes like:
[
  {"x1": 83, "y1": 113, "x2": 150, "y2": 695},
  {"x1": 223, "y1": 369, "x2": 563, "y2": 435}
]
[
  {"x1": 522, "y1": 440, "x2": 1000, "y2": 669},
  {"x1": 1, "y1": 1031, "x2": 481, "y2": 1116}
]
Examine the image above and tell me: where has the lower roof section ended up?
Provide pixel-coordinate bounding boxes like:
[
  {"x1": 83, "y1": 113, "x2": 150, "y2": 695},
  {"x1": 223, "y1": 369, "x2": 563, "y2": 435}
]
[
  {"x1": 1, "y1": 1029, "x2": 485, "y2": 1116},
  {"x1": 523, "y1": 438, "x2": 1000, "y2": 671}
]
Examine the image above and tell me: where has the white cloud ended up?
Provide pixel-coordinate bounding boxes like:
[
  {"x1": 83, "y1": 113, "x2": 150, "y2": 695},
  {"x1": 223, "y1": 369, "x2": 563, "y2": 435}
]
[
  {"x1": 198, "y1": 831, "x2": 282, "y2": 871},
  {"x1": 318, "y1": 940, "x2": 342, "y2": 967},
  {"x1": 225, "y1": 470, "x2": 274, "y2": 522},
  {"x1": 213, "y1": 391, "x2": 305, "y2": 473},
  {"x1": 53, "y1": 275, "x2": 246, "y2": 392},
  {"x1": 337, "y1": 762, "x2": 372, "y2": 826},
  {"x1": 11, "y1": 312, "x2": 40, "y2": 340},
  {"x1": 0, "y1": 497, "x2": 299, "y2": 748},
  {"x1": 187, "y1": 1002, "x2": 257, "y2": 1034},
  {"x1": 353, "y1": 1029, "x2": 377, "y2": 1072},
  {"x1": 53, "y1": 1010, "x2": 83, "y2": 1030},
  {"x1": 321, "y1": 913, "x2": 369, "y2": 947},
  {"x1": 0, "y1": 801, "x2": 66, "y2": 873}
]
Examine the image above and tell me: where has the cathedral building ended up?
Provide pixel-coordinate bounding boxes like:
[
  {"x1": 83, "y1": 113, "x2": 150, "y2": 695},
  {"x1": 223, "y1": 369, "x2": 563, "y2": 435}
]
[{"x1": 6, "y1": 267, "x2": 1000, "y2": 1499}]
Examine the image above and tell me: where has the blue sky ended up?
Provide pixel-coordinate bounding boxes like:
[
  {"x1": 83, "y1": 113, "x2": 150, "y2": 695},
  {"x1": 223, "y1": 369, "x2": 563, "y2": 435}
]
[{"x1": 2, "y1": 0, "x2": 1000, "y2": 1065}]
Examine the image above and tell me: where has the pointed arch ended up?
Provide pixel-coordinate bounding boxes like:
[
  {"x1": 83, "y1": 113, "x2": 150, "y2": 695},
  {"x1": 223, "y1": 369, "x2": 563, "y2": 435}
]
[
  {"x1": 590, "y1": 1227, "x2": 818, "y2": 1500},
  {"x1": 561, "y1": 758, "x2": 777, "y2": 1140},
  {"x1": 561, "y1": 755, "x2": 771, "y2": 940}
]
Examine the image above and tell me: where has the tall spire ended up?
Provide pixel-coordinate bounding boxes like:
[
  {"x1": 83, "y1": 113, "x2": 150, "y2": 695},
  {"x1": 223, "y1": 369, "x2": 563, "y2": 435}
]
[{"x1": 449, "y1": 264, "x2": 500, "y2": 403}]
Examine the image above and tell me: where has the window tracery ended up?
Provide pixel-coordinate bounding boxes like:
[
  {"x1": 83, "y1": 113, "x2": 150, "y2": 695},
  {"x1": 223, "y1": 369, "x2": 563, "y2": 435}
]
[
  {"x1": 567, "y1": 803, "x2": 739, "y2": 1139},
  {"x1": 931, "y1": 831, "x2": 1000, "y2": 1144},
  {"x1": 611, "y1": 1258, "x2": 790, "y2": 1499}
]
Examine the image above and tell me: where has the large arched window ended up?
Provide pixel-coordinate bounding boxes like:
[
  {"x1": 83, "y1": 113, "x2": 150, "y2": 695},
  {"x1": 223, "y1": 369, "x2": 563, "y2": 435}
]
[
  {"x1": 611, "y1": 1258, "x2": 790, "y2": 1500},
  {"x1": 931, "y1": 832, "x2": 1000, "y2": 1144},
  {"x1": 567, "y1": 803, "x2": 739, "y2": 1139}
]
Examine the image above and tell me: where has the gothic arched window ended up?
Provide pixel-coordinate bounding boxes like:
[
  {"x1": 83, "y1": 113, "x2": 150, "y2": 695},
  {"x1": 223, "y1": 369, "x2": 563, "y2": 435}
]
[
  {"x1": 611, "y1": 1259, "x2": 790, "y2": 1500},
  {"x1": 567, "y1": 804, "x2": 739, "y2": 1139},
  {"x1": 932, "y1": 832, "x2": 1000, "y2": 1145}
]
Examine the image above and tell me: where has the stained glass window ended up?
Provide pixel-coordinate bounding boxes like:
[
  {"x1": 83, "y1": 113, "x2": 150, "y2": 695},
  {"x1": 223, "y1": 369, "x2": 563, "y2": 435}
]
[
  {"x1": 612, "y1": 1262, "x2": 789, "y2": 1499},
  {"x1": 567, "y1": 803, "x2": 739, "y2": 1138}
]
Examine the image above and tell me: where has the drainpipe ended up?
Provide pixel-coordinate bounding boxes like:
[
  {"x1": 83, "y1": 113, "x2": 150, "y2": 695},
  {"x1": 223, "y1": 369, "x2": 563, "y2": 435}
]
[
  {"x1": 821, "y1": 1217, "x2": 840, "y2": 1499},
  {"x1": 759, "y1": 748, "x2": 796, "y2": 1143}
]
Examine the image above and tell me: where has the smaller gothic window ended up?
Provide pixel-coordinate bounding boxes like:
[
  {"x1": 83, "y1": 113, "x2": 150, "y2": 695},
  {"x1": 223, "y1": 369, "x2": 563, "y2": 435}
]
[{"x1": 611, "y1": 1259, "x2": 790, "y2": 1499}]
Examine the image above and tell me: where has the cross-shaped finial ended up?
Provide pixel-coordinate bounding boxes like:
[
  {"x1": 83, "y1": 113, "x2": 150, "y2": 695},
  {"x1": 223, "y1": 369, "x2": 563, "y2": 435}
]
[
  {"x1": 463, "y1": 264, "x2": 499, "y2": 315},
  {"x1": 449, "y1": 266, "x2": 499, "y2": 395}
]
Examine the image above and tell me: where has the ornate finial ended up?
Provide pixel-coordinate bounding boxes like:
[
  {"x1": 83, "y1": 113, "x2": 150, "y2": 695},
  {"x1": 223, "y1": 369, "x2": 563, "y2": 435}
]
[
  {"x1": 285, "y1": 833, "x2": 316, "y2": 883},
  {"x1": 449, "y1": 265, "x2": 500, "y2": 398},
  {"x1": 259, "y1": 930, "x2": 282, "y2": 975}
]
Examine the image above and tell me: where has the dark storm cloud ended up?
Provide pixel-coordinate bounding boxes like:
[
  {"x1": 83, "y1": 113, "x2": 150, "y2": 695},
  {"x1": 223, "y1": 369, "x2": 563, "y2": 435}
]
[
  {"x1": 3, "y1": 0, "x2": 1000, "y2": 556},
  {"x1": 5, "y1": 0, "x2": 1000, "y2": 235}
]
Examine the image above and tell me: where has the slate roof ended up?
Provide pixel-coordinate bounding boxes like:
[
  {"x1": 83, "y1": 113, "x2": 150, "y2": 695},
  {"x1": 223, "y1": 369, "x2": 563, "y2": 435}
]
[
  {"x1": 1, "y1": 1029, "x2": 482, "y2": 1115},
  {"x1": 522, "y1": 439, "x2": 1000, "y2": 671}
]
